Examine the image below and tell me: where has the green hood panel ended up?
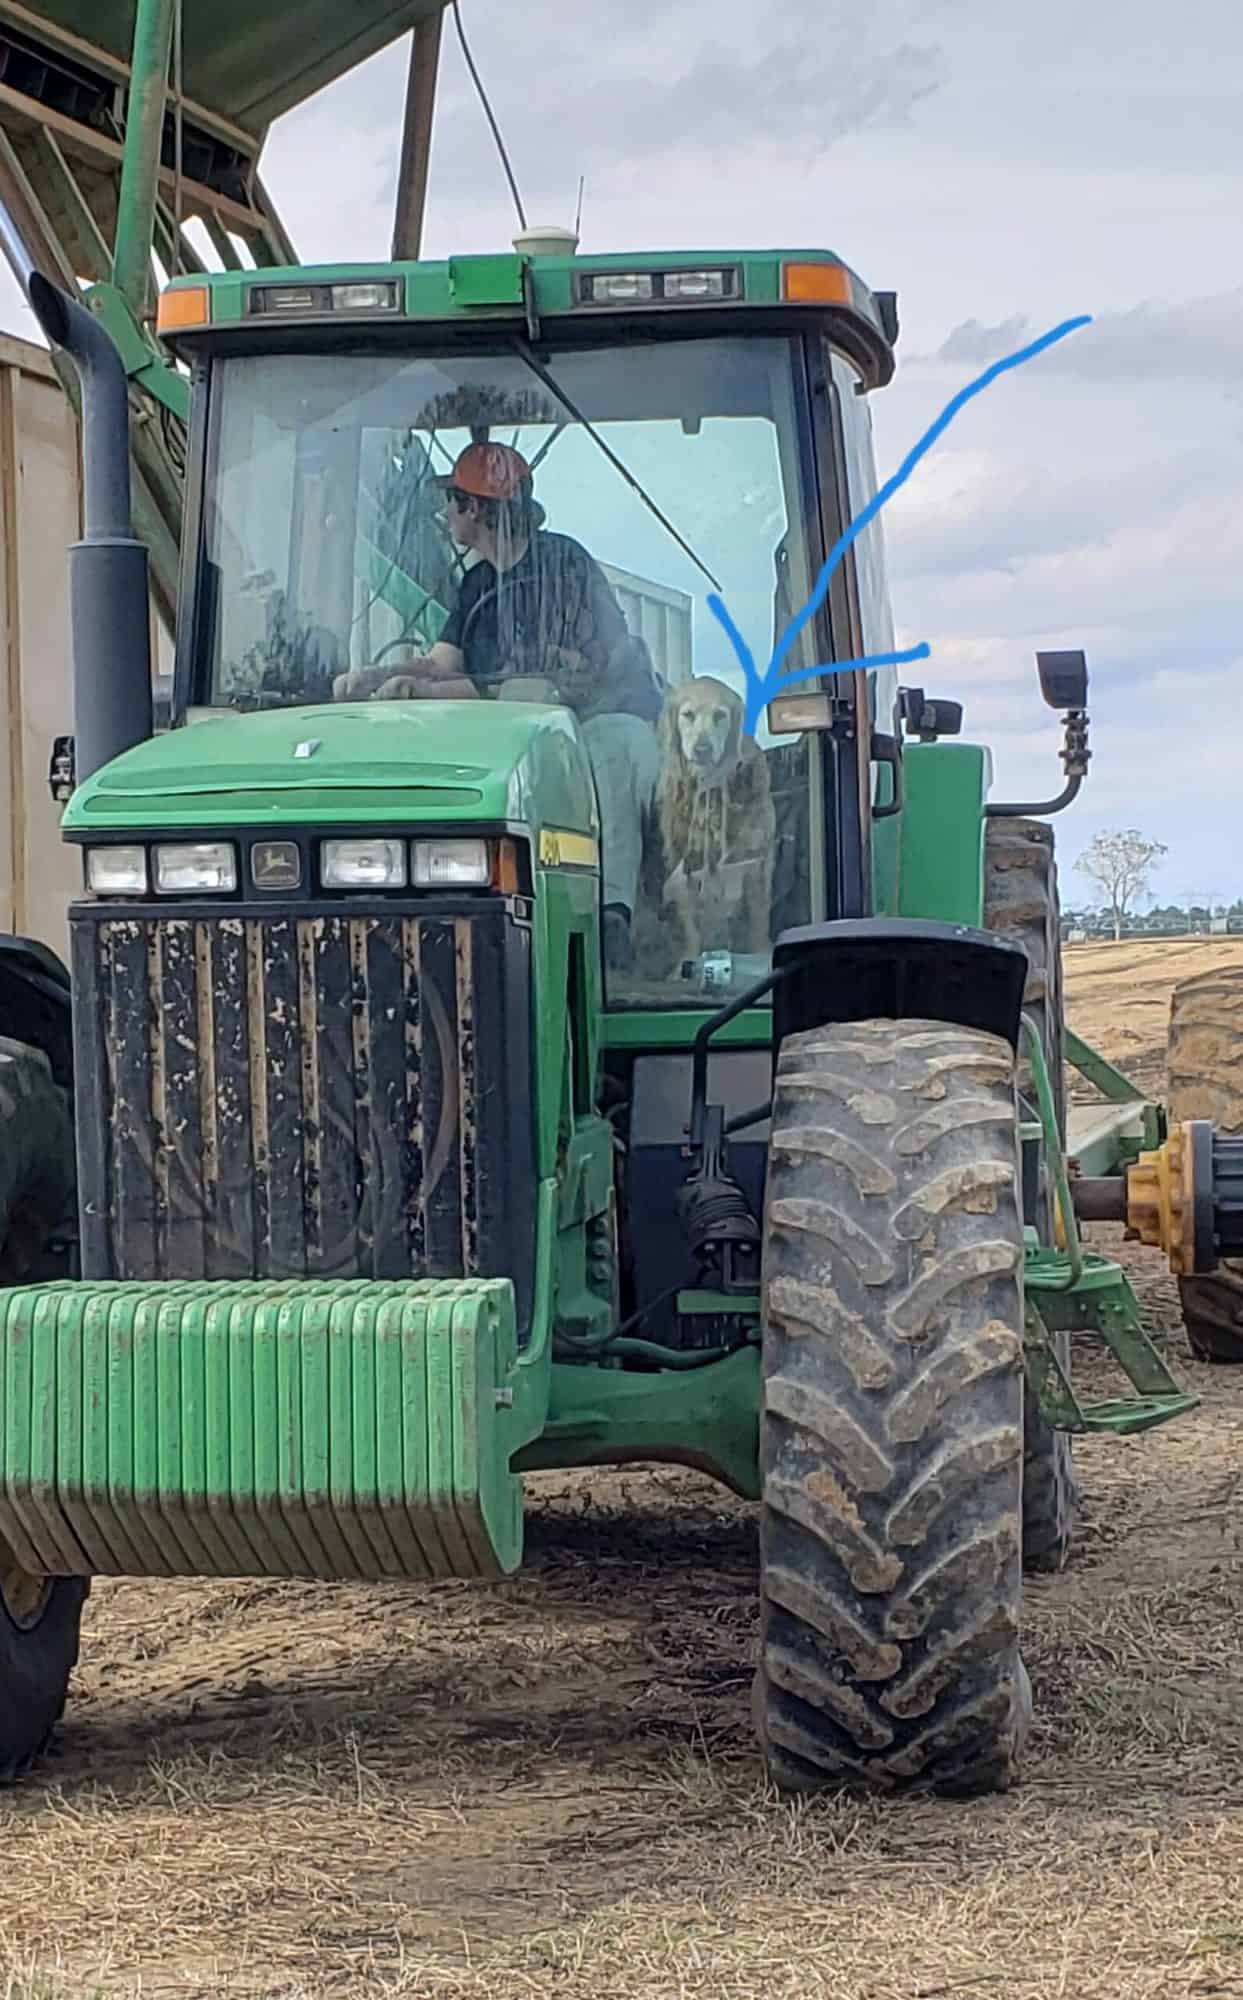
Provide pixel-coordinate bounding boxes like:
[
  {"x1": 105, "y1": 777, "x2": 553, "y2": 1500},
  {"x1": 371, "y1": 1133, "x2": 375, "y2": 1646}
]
[{"x1": 63, "y1": 702, "x2": 600, "y2": 835}]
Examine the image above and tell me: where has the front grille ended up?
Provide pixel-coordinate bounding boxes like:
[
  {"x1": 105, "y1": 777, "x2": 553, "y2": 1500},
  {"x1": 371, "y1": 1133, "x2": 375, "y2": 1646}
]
[{"x1": 70, "y1": 904, "x2": 536, "y2": 1334}]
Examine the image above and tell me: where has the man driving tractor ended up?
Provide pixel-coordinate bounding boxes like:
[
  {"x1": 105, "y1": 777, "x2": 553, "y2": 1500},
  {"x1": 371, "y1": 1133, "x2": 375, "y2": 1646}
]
[{"x1": 335, "y1": 441, "x2": 661, "y2": 969}]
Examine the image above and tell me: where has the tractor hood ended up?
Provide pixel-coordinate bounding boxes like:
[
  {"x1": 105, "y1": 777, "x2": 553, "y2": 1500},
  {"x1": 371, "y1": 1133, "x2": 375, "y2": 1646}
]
[{"x1": 62, "y1": 701, "x2": 600, "y2": 837}]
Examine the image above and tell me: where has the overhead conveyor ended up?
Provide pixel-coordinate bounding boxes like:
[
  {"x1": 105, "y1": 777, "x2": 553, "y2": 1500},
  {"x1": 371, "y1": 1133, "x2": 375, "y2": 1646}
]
[{"x1": 0, "y1": 0, "x2": 450, "y2": 621}]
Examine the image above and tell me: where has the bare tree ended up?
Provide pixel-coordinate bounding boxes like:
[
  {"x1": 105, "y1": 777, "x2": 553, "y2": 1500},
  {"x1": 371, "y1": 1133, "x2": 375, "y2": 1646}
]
[{"x1": 1075, "y1": 828, "x2": 1168, "y2": 941}]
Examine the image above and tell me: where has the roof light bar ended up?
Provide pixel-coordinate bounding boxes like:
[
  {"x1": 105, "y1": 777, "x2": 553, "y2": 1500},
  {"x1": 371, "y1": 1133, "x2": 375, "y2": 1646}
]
[
  {"x1": 248, "y1": 280, "x2": 401, "y2": 318},
  {"x1": 576, "y1": 267, "x2": 738, "y2": 307}
]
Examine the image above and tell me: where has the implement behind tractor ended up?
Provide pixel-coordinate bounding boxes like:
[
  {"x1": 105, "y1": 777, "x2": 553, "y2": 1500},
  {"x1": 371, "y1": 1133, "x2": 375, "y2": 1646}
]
[{"x1": 1, "y1": 0, "x2": 1241, "y2": 1798}]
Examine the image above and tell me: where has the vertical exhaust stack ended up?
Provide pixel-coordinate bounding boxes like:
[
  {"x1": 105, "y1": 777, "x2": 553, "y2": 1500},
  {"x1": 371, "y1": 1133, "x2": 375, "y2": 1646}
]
[{"x1": 27, "y1": 274, "x2": 153, "y2": 786}]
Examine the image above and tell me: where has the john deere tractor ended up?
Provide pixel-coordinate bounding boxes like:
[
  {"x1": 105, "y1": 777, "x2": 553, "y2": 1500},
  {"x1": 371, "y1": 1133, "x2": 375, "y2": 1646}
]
[{"x1": 9, "y1": 214, "x2": 1243, "y2": 1798}]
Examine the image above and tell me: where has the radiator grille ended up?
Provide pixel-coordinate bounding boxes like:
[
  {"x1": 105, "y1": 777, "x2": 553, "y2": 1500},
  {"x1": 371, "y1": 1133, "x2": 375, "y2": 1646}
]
[{"x1": 70, "y1": 906, "x2": 536, "y2": 1332}]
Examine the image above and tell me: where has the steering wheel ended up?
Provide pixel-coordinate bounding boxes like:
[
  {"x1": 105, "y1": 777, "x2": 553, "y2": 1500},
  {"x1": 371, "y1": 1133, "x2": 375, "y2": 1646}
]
[
  {"x1": 460, "y1": 573, "x2": 544, "y2": 650},
  {"x1": 371, "y1": 633, "x2": 427, "y2": 667}
]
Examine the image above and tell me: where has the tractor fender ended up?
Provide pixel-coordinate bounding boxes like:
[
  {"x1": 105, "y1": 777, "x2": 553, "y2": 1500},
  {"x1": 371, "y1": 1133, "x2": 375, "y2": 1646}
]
[
  {"x1": 0, "y1": 937, "x2": 73, "y2": 1088},
  {"x1": 771, "y1": 917, "x2": 1028, "y2": 1053}
]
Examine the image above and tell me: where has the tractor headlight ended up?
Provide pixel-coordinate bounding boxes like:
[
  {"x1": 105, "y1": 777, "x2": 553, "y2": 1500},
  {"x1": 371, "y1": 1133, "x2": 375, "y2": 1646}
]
[
  {"x1": 86, "y1": 845, "x2": 148, "y2": 896},
  {"x1": 321, "y1": 837, "x2": 407, "y2": 889},
  {"x1": 411, "y1": 838, "x2": 490, "y2": 888},
  {"x1": 154, "y1": 841, "x2": 238, "y2": 893}
]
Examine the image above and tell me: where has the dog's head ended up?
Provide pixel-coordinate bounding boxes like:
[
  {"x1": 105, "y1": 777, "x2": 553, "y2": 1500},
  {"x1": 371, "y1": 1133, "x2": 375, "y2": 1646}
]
[{"x1": 662, "y1": 676, "x2": 742, "y2": 784}]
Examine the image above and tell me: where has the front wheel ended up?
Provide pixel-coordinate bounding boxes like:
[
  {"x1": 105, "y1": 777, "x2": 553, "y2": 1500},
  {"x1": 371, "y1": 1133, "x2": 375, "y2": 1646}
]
[
  {"x1": 0, "y1": 1035, "x2": 87, "y2": 1780},
  {"x1": 756, "y1": 1017, "x2": 1029, "y2": 1796},
  {"x1": 0, "y1": 1558, "x2": 88, "y2": 1782}
]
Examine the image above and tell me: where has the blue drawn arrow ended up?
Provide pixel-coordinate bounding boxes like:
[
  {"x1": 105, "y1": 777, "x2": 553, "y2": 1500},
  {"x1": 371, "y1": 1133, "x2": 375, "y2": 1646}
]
[{"x1": 709, "y1": 314, "x2": 1094, "y2": 735}]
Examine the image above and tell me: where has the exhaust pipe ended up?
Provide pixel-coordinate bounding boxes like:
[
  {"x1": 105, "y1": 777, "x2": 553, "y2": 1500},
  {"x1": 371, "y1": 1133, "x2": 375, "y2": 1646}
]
[{"x1": 27, "y1": 273, "x2": 153, "y2": 785}]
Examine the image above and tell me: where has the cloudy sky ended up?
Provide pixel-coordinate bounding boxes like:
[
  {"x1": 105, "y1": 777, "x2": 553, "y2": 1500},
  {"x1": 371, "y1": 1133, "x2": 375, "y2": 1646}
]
[{"x1": 2, "y1": 0, "x2": 1239, "y2": 908}]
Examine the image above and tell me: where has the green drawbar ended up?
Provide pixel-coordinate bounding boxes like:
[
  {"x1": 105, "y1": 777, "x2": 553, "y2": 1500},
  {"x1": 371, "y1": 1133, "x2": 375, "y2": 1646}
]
[{"x1": 0, "y1": 1278, "x2": 522, "y2": 1581}]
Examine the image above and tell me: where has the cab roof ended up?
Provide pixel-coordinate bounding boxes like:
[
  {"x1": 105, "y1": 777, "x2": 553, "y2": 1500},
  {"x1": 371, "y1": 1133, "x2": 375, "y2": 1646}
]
[{"x1": 161, "y1": 248, "x2": 899, "y2": 387}]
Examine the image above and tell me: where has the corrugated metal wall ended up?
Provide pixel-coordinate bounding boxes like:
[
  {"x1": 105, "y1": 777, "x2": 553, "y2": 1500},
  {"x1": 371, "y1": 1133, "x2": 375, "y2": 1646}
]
[
  {"x1": 599, "y1": 562, "x2": 693, "y2": 688},
  {"x1": 0, "y1": 331, "x2": 168, "y2": 963},
  {"x1": 0, "y1": 332, "x2": 80, "y2": 960}
]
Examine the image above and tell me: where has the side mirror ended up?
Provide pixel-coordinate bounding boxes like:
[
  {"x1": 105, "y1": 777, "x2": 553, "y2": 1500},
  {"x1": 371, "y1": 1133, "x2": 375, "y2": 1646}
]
[
  {"x1": 48, "y1": 734, "x2": 75, "y2": 804},
  {"x1": 1036, "y1": 649, "x2": 1088, "y2": 711},
  {"x1": 989, "y1": 652, "x2": 1091, "y2": 819},
  {"x1": 898, "y1": 686, "x2": 963, "y2": 742}
]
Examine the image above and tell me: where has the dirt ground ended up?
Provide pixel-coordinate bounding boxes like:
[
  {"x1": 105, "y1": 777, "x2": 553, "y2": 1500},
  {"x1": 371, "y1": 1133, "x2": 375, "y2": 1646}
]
[
  {"x1": 3, "y1": 943, "x2": 1243, "y2": 2000},
  {"x1": 1064, "y1": 936, "x2": 1243, "y2": 1101}
]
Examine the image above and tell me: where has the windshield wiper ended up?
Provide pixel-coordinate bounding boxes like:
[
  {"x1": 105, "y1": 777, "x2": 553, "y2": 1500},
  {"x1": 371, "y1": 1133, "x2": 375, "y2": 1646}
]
[{"x1": 511, "y1": 338, "x2": 723, "y2": 592}]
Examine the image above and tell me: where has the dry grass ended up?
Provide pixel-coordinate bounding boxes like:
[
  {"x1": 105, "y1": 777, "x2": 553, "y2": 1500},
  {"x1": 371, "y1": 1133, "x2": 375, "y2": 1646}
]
[{"x1": 1, "y1": 945, "x2": 1242, "y2": 1997}]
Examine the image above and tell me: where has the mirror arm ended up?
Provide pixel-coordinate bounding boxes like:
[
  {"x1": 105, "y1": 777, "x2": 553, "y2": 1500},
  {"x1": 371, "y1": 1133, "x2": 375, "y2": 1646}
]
[
  {"x1": 987, "y1": 708, "x2": 1090, "y2": 820},
  {"x1": 986, "y1": 771, "x2": 1084, "y2": 820}
]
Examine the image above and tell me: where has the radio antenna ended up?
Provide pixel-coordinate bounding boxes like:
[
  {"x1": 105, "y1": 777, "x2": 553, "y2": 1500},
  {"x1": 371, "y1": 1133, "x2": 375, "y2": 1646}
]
[{"x1": 451, "y1": 0, "x2": 527, "y2": 231}]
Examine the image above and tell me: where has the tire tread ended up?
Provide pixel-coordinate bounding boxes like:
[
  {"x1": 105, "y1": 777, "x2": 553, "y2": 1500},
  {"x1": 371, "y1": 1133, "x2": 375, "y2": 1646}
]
[{"x1": 758, "y1": 1017, "x2": 1028, "y2": 1797}]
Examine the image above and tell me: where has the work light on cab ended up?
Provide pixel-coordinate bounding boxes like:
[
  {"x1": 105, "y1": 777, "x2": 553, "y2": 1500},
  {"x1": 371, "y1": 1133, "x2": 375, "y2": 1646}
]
[
  {"x1": 767, "y1": 691, "x2": 837, "y2": 735},
  {"x1": 576, "y1": 267, "x2": 737, "y2": 306},
  {"x1": 248, "y1": 280, "x2": 401, "y2": 318}
]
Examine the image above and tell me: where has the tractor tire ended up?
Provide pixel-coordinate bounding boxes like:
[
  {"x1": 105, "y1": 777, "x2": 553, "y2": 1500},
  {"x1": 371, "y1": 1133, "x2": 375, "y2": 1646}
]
[
  {"x1": 983, "y1": 817, "x2": 1077, "y2": 1572},
  {"x1": 983, "y1": 817, "x2": 1066, "y2": 1149},
  {"x1": 757, "y1": 1018, "x2": 1030, "y2": 1797},
  {"x1": 1168, "y1": 968, "x2": 1243, "y2": 1364},
  {"x1": 0, "y1": 1035, "x2": 87, "y2": 1782}
]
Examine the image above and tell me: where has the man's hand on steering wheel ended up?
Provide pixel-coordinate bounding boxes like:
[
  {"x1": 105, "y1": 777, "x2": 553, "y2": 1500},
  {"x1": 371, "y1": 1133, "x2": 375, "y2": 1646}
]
[
  {"x1": 333, "y1": 661, "x2": 398, "y2": 700},
  {"x1": 333, "y1": 649, "x2": 469, "y2": 702},
  {"x1": 374, "y1": 672, "x2": 477, "y2": 700}
]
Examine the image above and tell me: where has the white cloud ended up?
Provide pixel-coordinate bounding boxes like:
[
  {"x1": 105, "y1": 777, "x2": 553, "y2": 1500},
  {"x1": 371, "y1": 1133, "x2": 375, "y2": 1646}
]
[
  {"x1": 883, "y1": 444, "x2": 1233, "y2": 580},
  {"x1": 897, "y1": 480, "x2": 1243, "y2": 645},
  {"x1": 931, "y1": 291, "x2": 1243, "y2": 386}
]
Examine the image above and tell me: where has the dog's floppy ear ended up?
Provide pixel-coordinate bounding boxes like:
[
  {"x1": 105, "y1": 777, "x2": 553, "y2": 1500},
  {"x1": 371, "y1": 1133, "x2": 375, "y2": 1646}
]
[
  {"x1": 724, "y1": 688, "x2": 743, "y2": 768},
  {"x1": 658, "y1": 685, "x2": 683, "y2": 770}
]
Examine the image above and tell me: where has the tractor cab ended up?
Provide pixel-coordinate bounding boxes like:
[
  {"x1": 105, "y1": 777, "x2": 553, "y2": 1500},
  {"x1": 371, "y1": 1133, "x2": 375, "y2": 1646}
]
[{"x1": 156, "y1": 248, "x2": 904, "y2": 1003}]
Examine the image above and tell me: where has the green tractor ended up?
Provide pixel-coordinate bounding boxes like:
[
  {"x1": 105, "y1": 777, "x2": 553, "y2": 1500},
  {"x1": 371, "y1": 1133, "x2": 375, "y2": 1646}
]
[{"x1": 8, "y1": 223, "x2": 1238, "y2": 1798}]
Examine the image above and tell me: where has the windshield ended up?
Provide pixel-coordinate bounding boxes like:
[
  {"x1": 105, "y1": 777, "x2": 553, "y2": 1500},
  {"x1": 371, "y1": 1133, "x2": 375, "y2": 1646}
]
[{"x1": 197, "y1": 335, "x2": 834, "y2": 1004}]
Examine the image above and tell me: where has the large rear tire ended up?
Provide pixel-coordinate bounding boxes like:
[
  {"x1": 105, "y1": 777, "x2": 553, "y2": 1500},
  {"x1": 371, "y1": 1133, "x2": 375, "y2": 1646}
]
[
  {"x1": 0, "y1": 1036, "x2": 87, "y2": 1782},
  {"x1": 983, "y1": 818, "x2": 1065, "y2": 1150},
  {"x1": 983, "y1": 818, "x2": 1077, "y2": 1571},
  {"x1": 1168, "y1": 968, "x2": 1243, "y2": 1364},
  {"x1": 757, "y1": 1018, "x2": 1030, "y2": 1797}
]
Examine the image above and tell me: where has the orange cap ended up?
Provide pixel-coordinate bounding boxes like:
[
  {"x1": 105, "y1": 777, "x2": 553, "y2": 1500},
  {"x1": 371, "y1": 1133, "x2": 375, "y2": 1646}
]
[{"x1": 441, "y1": 441, "x2": 533, "y2": 500}]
